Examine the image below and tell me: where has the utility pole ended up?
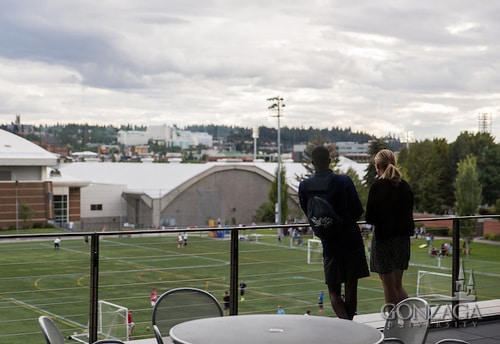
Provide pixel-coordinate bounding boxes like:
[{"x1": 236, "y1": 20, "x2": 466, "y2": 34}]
[
  {"x1": 15, "y1": 179, "x2": 19, "y2": 233},
  {"x1": 252, "y1": 127, "x2": 259, "y2": 161},
  {"x1": 159, "y1": 188, "x2": 162, "y2": 228},
  {"x1": 13, "y1": 173, "x2": 19, "y2": 233},
  {"x1": 478, "y1": 113, "x2": 492, "y2": 134},
  {"x1": 267, "y1": 96, "x2": 285, "y2": 226}
]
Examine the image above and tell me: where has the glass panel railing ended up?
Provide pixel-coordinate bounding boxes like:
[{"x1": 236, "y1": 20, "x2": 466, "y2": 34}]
[{"x1": 0, "y1": 215, "x2": 498, "y2": 342}]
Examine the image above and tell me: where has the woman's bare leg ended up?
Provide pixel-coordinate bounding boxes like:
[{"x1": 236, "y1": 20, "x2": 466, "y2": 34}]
[
  {"x1": 327, "y1": 283, "x2": 349, "y2": 319},
  {"x1": 379, "y1": 270, "x2": 408, "y2": 312}
]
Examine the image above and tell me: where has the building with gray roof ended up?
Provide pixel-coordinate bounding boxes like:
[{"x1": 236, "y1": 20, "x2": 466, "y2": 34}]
[
  {"x1": 1, "y1": 128, "x2": 367, "y2": 231},
  {"x1": 57, "y1": 162, "x2": 307, "y2": 229},
  {"x1": 0, "y1": 129, "x2": 85, "y2": 228}
]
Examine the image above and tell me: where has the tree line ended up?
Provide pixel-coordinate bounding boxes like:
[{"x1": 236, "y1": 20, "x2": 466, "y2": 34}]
[
  {"x1": 15, "y1": 123, "x2": 377, "y2": 153},
  {"x1": 254, "y1": 131, "x2": 498, "y2": 225}
]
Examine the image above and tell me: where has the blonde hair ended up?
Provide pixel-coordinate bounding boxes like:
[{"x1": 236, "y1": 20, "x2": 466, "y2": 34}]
[{"x1": 374, "y1": 149, "x2": 402, "y2": 185}]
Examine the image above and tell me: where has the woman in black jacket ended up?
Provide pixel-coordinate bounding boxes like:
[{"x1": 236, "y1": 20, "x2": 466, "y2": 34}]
[{"x1": 366, "y1": 149, "x2": 414, "y2": 311}]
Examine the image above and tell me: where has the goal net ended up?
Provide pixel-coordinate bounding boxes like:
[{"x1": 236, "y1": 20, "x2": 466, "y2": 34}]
[
  {"x1": 307, "y1": 239, "x2": 323, "y2": 264},
  {"x1": 416, "y1": 270, "x2": 452, "y2": 301},
  {"x1": 98, "y1": 300, "x2": 129, "y2": 342}
]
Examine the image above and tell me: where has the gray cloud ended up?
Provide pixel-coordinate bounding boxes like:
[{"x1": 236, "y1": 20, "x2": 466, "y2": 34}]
[{"x1": 0, "y1": 0, "x2": 498, "y2": 142}]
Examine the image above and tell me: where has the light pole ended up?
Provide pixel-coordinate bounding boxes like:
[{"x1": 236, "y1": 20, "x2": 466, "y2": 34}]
[
  {"x1": 15, "y1": 178, "x2": 19, "y2": 233},
  {"x1": 159, "y1": 188, "x2": 162, "y2": 228},
  {"x1": 252, "y1": 127, "x2": 259, "y2": 161},
  {"x1": 267, "y1": 96, "x2": 285, "y2": 226}
]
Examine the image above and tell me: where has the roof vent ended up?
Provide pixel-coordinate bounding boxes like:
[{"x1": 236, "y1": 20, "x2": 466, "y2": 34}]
[{"x1": 50, "y1": 169, "x2": 61, "y2": 177}]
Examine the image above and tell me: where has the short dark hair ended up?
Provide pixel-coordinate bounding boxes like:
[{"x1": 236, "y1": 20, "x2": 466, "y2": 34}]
[{"x1": 311, "y1": 146, "x2": 330, "y2": 170}]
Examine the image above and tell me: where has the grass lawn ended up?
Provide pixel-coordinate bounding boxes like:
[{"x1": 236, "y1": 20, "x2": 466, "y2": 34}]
[{"x1": 0, "y1": 229, "x2": 499, "y2": 343}]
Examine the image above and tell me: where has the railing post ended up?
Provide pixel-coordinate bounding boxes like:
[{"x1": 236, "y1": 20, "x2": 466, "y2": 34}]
[
  {"x1": 89, "y1": 233, "x2": 99, "y2": 343},
  {"x1": 229, "y1": 228, "x2": 239, "y2": 316},
  {"x1": 451, "y1": 217, "x2": 460, "y2": 326}
]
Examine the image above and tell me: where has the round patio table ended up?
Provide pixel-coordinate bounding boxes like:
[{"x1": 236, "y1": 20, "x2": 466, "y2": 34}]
[{"x1": 169, "y1": 314, "x2": 383, "y2": 344}]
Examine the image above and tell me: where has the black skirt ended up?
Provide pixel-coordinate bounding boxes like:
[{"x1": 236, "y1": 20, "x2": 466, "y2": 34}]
[{"x1": 370, "y1": 235, "x2": 410, "y2": 274}]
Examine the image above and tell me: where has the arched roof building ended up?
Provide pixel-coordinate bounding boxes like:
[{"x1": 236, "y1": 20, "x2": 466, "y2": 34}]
[
  {"x1": 1, "y1": 128, "x2": 367, "y2": 231},
  {"x1": 58, "y1": 162, "x2": 307, "y2": 229}
]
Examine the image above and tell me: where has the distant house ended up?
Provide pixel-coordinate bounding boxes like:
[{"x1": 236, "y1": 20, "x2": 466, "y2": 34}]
[{"x1": 71, "y1": 151, "x2": 100, "y2": 162}]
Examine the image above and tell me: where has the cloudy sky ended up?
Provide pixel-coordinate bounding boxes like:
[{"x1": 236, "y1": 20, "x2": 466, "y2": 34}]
[{"x1": 1, "y1": 0, "x2": 498, "y2": 142}]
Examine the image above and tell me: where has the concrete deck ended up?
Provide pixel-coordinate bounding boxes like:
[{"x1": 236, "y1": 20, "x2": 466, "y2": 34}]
[{"x1": 126, "y1": 300, "x2": 500, "y2": 344}]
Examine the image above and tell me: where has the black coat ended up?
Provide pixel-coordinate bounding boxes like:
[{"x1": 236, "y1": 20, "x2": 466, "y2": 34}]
[
  {"x1": 298, "y1": 169, "x2": 365, "y2": 256},
  {"x1": 366, "y1": 178, "x2": 414, "y2": 241}
]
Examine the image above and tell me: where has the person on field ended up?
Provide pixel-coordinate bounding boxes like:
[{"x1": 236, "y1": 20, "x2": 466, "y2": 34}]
[
  {"x1": 54, "y1": 237, "x2": 61, "y2": 250},
  {"x1": 150, "y1": 288, "x2": 159, "y2": 307}
]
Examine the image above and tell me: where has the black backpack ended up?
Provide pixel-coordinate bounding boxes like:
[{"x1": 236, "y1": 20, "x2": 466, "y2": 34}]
[{"x1": 306, "y1": 194, "x2": 342, "y2": 240}]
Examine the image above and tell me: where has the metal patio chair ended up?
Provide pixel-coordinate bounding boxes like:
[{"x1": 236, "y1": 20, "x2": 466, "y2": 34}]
[
  {"x1": 152, "y1": 287, "x2": 223, "y2": 337},
  {"x1": 383, "y1": 297, "x2": 430, "y2": 344},
  {"x1": 153, "y1": 324, "x2": 165, "y2": 344},
  {"x1": 38, "y1": 316, "x2": 65, "y2": 344},
  {"x1": 434, "y1": 340, "x2": 469, "y2": 344}
]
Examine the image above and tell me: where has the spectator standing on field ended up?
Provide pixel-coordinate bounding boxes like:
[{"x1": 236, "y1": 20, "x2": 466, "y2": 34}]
[
  {"x1": 239, "y1": 280, "x2": 247, "y2": 301},
  {"x1": 425, "y1": 233, "x2": 432, "y2": 247},
  {"x1": 223, "y1": 291, "x2": 230, "y2": 316},
  {"x1": 150, "y1": 288, "x2": 158, "y2": 307},
  {"x1": 318, "y1": 290, "x2": 324, "y2": 315},
  {"x1": 127, "y1": 310, "x2": 135, "y2": 337},
  {"x1": 54, "y1": 237, "x2": 61, "y2": 250}
]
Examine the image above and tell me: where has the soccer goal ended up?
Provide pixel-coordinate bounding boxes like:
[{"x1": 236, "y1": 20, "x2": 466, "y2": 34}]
[
  {"x1": 307, "y1": 238, "x2": 323, "y2": 264},
  {"x1": 98, "y1": 300, "x2": 129, "y2": 342},
  {"x1": 416, "y1": 270, "x2": 452, "y2": 301}
]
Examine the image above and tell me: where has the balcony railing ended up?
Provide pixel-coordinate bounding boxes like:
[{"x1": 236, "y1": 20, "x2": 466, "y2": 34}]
[{"x1": 0, "y1": 215, "x2": 498, "y2": 343}]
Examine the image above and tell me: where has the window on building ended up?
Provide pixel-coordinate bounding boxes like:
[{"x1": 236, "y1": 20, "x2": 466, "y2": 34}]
[
  {"x1": 91, "y1": 204, "x2": 103, "y2": 211},
  {"x1": 53, "y1": 195, "x2": 68, "y2": 224}
]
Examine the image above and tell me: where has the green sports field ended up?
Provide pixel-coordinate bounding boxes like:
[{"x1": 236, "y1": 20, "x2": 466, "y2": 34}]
[{"x1": 1, "y1": 230, "x2": 499, "y2": 343}]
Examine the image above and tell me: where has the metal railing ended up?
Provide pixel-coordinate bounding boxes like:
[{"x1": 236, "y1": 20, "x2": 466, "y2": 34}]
[{"x1": 0, "y1": 215, "x2": 498, "y2": 343}]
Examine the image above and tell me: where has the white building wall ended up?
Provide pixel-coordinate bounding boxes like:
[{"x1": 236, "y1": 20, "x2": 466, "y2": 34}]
[
  {"x1": 2, "y1": 166, "x2": 46, "y2": 181},
  {"x1": 190, "y1": 132, "x2": 213, "y2": 147},
  {"x1": 336, "y1": 142, "x2": 369, "y2": 155},
  {"x1": 80, "y1": 183, "x2": 127, "y2": 218},
  {"x1": 146, "y1": 125, "x2": 174, "y2": 142},
  {"x1": 117, "y1": 126, "x2": 211, "y2": 148},
  {"x1": 117, "y1": 131, "x2": 149, "y2": 146},
  {"x1": 53, "y1": 186, "x2": 68, "y2": 196}
]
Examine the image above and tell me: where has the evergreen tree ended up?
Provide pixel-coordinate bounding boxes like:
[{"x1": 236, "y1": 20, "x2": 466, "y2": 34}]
[
  {"x1": 253, "y1": 202, "x2": 275, "y2": 223},
  {"x1": 268, "y1": 165, "x2": 289, "y2": 224},
  {"x1": 19, "y1": 204, "x2": 32, "y2": 229},
  {"x1": 343, "y1": 167, "x2": 368, "y2": 220},
  {"x1": 364, "y1": 139, "x2": 388, "y2": 188},
  {"x1": 297, "y1": 135, "x2": 335, "y2": 181}
]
